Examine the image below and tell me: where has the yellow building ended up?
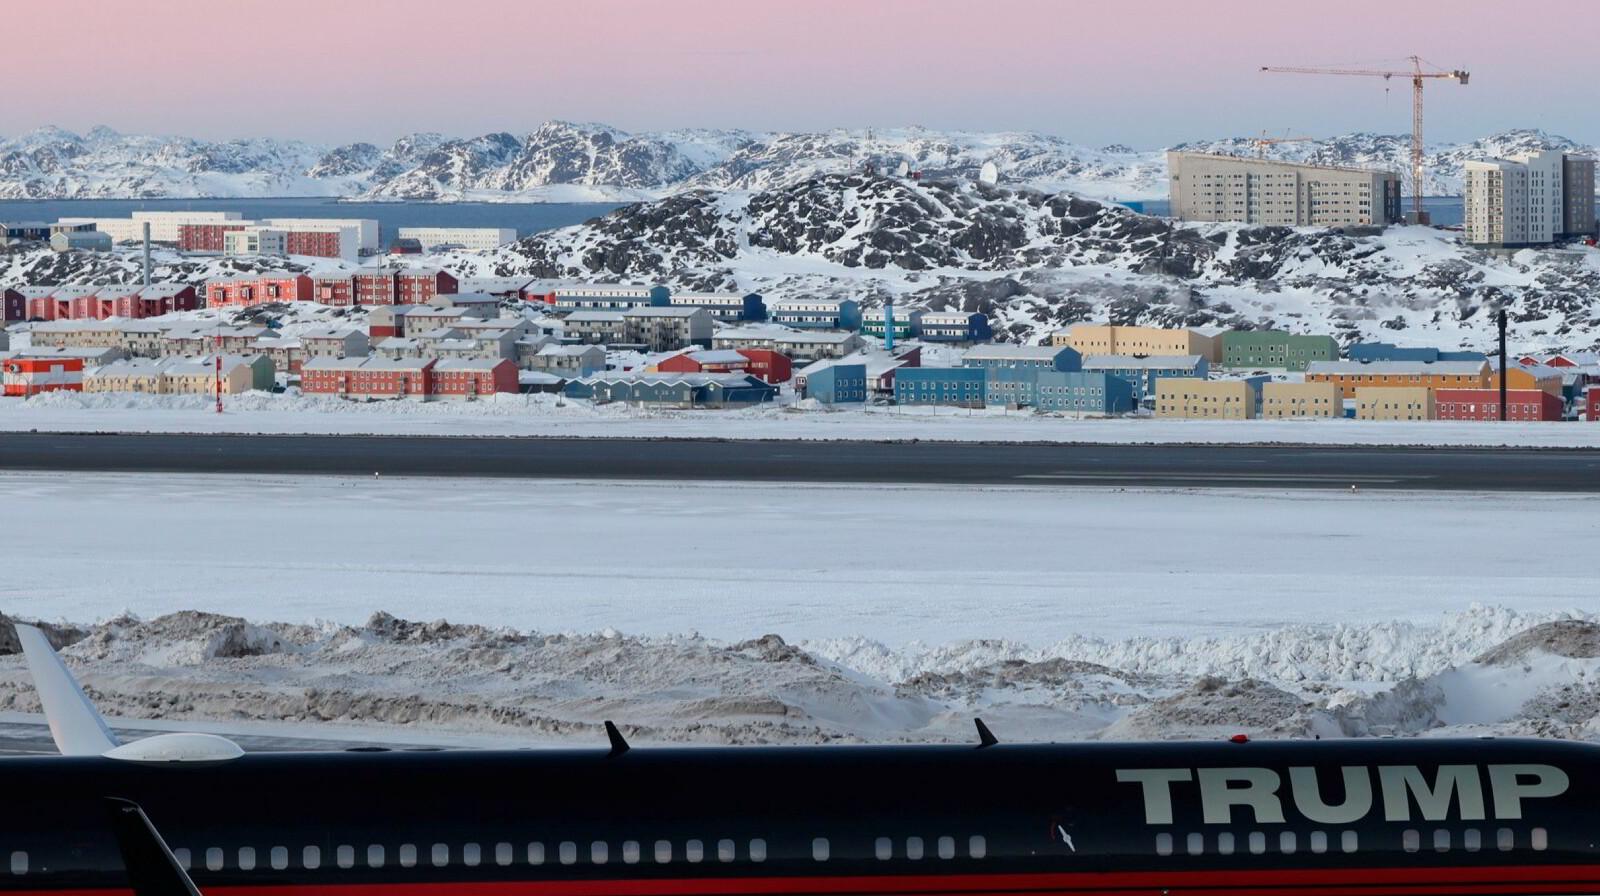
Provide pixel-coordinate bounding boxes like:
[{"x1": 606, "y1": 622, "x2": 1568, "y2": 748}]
[
  {"x1": 1489, "y1": 365, "x2": 1563, "y2": 396},
  {"x1": 1355, "y1": 387, "x2": 1435, "y2": 421},
  {"x1": 1053, "y1": 324, "x2": 1222, "y2": 363},
  {"x1": 1155, "y1": 378, "x2": 1255, "y2": 419},
  {"x1": 1260, "y1": 381, "x2": 1343, "y2": 418},
  {"x1": 1305, "y1": 360, "x2": 1490, "y2": 395}
]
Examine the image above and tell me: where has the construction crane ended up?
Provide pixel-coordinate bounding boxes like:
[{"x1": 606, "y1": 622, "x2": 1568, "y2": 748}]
[
  {"x1": 1261, "y1": 55, "x2": 1469, "y2": 223},
  {"x1": 1251, "y1": 131, "x2": 1313, "y2": 158}
]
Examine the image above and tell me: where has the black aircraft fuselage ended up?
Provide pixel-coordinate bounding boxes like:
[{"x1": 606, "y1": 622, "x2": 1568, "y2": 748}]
[{"x1": 7, "y1": 737, "x2": 1600, "y2": 896}]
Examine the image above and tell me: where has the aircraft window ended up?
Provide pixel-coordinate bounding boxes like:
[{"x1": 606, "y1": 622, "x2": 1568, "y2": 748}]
[
  {"x1": 1402, "y1": 830, "x2": 1420, "y2": 853},
  {"x1": 9, "y1": 852, "x2": 24, "y2": 876},
  {"x1": 1341, "y1": 831, "x2": 1358, "y2": 854},
  {"x1": 303, "y1": 846, "x2": 321, "y2": 870},
  {"x1": 1433, "y1": 830, "x2": 1450, "y2": 853},
  {"x1": 1280, "y1": 832, "x2": 1297, "y2": 855},
  {"x1": 968, "y1": 836, "x2": 986, "y2": 859},
  {"x1": 398, "y1": 845, "x2": 416, "y2": 868},
  {"x1": 559, "y1": 842, "x2": 577, "y2": 865},
  {"x1": 528, "y1": 843, "x2": 545, "y2": 865},
  {"x1": 591, "y1": 842, "x2": 609, "y2": 865},
  {"x1": 1497, "y1": 829, "x2": 1514, "y2": 851},
  {"x1": 813, "y1": 838, "x2": 830, "y2": 862},
  {"x1": 1532, "y1": 828, "x2": 1548, "y2": 852},
  {"x1": 463, "y1": 844, "x2": 481, "y2": 867},
  {"x1": 654, "y1": 841, "x2": 671, "y2": 863},
  {"x1": 1464, "y1": 830, "x2": 1481, "y2": 852},
  {"x1": 1248, "y1": 832, "x2": 1265, "y2": 855},
  {"x1": 938, "y1": 837, "x2": 954, "y2": 860},
  {"x1": 270, "y1": 847, "x2": 288, "y2": 871},
  {"x1": 367, "y1": 845, "x2": 384, "y2": 868},
  {"x1": 207, "y1": 848, "x2": 225, "y2": 871},
  {"x1": 623, "y1": 842, "x2": 640, "y2": 864},
  {"x1": 718, "y1": 840, "x2": 735, "y2": 863},
  {"x1": 496, "y1": 843, "x2": 513, "y2": 866},
  {"x1": 875, "y1": 838, "x2": 892, "y2": 860},
  {"x1": 1155, "y1": 833, "x2": 1173, "y2": 857},
  {"x1": 239, "y1": 847, "x2": 256, "y2": 871},
  {"x1": 336, "y1": 846, "x2": 353, "y2": 869},
  {"x1": 174, "y1": 849, "x2": 191, "y2": 870},
  {"x1": 907, "y1": 837, "x2": 925, "y2": 860},
  {"x1": 1309, "y1": 832, "x2": 1327, "y2": 854},
  {"x1": 751, "y1": 840, "x2": 768, "y2": 863},
  {"x1": 687, "y1": 840, "x2": 705, "y2": 863},
  {"x1": 432, "y1": 844, "x2": 449, "y2": 867},
  {"x1": 1217, "y1": 833, "x2": 1235, "y2": 855}
]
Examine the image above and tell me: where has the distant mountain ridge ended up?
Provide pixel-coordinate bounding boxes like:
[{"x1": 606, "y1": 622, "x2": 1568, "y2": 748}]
[{"x1": 0, "y1": 123, "x2": 1594, "y2": 203}]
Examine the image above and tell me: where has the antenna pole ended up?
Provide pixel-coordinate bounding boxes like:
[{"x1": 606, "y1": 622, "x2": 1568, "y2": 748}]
[
  {"x1": 215, "y1": 328, "x2": 223, "y2": 415},
  {"x1": 1497, "y1": 309, "x2": 1507, "y2": 422}
]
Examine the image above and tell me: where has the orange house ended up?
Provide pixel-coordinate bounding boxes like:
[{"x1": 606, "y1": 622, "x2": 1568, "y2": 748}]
[
  {"x1": 1489, "y1": 365, "x2": 1564, "y2": 396},
  {"x1": 1304, "y1": 360, "x2": 1490, "y2": 399}
]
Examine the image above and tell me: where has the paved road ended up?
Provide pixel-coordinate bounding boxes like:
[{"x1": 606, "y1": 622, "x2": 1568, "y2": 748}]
[{"x1": 1, "y1": 432, "x2": 1598, "y2": 491}]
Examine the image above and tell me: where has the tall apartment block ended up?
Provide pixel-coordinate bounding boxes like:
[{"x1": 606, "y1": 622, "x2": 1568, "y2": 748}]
[
  {"x1": 1167, "y1": 152, "x2": 1402, "y2": 227},
  {"x1": 1464, "y1": 150, "x2": 1596, "y2": 249}
]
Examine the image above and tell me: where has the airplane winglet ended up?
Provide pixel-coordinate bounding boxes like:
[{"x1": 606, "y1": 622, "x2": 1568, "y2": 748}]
[
  {"x1": 103, "y1": 798, "x2": 204, "y2": 896},
  {"x1": 15, "y1": 623, "x2": 121, "y2": 756},
  {"x1": 604, "y1": 720, "x2": 630, "y2": 757},
  {"x1": 974, "y1": 718, "x2": 998, "y2": 748}
]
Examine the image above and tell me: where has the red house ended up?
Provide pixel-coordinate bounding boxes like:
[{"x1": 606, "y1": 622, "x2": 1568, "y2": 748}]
[
  {"x1": 1435, "y1": 388, "x2": 1564, "y2": 422},
  {"x1": 311, "y1": 273, "x2": 355, "y2": 306},
  {"x1": 2, "y1": 357, "x2": 83, "y2": 397},
  {"x1": 397, "y1": 268, "x2": 458, "y2": 303},
  {"x1": 431, "y1": 359, "x2": 518, "y2": 399},
  {"x1": 300, "y1": 357, "x2": 434, "y2": 400},
  {"x1": 656, "y1": 348, "x2": 794, "y2": 384},
  {"x1": 1586, "y1": 385, "x2": 1600, "y2": 422},
  {"x1": 206, "y1": 275, "x2": 314, "y2": 308},
  {"x1": 133, "y1": 284, "x2": 200, "y2": 317},
  {"x1": 179, "y1": 223, "x2": 248, "y2": 252},
  {"x1": 354, "y1": 266, "x2": 401, "y2": 305}
]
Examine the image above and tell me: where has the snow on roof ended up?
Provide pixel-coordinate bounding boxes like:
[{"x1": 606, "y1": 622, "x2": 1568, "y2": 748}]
[
  {"x1": 299, "y1": 327, "x2": 363, "y2": 340},
  {"x1": 441, "y1": 292, "x2": 500, "y2": 304},
  {"x1": 135, "y1": 283, "x2": 191, "y2": 298},
  {"x1": 565, "y1": 311, "x2": 627, "y2": 322},
  {"x1": 624, "y1": 306, "x2": 702, "y2": 318},
  {"x1": 28, "y1": 318, "x2": 165, "y2": 333},
  {"x1": 686, "y1": 349, "x2": 750, "y2": 364},
  {"x1": 250, "y1": 337, "x2": 302, "y2": 349},
  {"x1": 518, "y1": 371, "x2": 565, "y2": 384},
  {"x1": 536, "y1": 344, "x2": 604, "y2": 357},
  {"x1": 303, "y1": 356, "x2": 433, "y2": 371},
  {"x1": 1082, "y1": 354, "x2": 1205, "y2": 369},
  {"x1": 434, "y1": 358, "x2": 509, "y2": 370},
  {"x1": 1305, "y1": 360, "x2": 1488, "y2": 375},
  {"x1": 460, "y1": 276, "x2": 534, "y2": 291},
  {"x1": 963, "y1": 344, "x2": 1069, "y2": 360},
  {"x1": 579, "y1": 372, "x2": 762, "y2": 387},
  {"x1": 774, "y1": 331, "x2": 857, "y2": 344}
]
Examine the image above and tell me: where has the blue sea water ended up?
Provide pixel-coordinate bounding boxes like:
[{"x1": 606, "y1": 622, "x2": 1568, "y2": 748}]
[{"x1": 0, "y1": 197, "x2": 627, "y2": 244}]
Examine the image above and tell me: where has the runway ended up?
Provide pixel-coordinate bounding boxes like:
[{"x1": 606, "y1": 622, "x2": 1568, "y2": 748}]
[{"x1": 1, "y1": 432, "x2": 1598, "y2": 491}]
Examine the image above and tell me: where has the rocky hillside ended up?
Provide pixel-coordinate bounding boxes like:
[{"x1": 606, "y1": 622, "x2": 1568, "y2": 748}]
[
  {"x1": 2, "y1": 122, "x2": 1594, "y2": 202},
  {"x1": 454, "y1": 172, "x2": 1600, "y2": 352}
]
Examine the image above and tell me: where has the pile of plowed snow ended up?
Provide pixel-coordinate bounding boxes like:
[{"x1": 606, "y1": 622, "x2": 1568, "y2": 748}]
[{"x1": 4, "y1": 608, "x2": 1600, "y2": 745}]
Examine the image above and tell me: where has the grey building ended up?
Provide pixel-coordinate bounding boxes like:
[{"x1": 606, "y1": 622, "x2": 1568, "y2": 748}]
[
  {"x1": 566, "y1": 372, "x2": 777, "y2": 408},
  {"x1": 50, "y1": 230, "x2": 114, "y2": 253},
  {"x1": 528, "y1": 344, "x2": 606, "y2": 376},
  {"x1": 622, "y1": 307, "x2": 713, "y2": 352},
  {"x1": 1168, "y1": 152, "x2": 1401, "y2": 227},
  {"x1": 564, "y1": 311, "x2": 628, "y2": 345}
]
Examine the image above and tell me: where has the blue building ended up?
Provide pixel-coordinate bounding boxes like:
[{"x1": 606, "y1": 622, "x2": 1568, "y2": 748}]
[
  {"x1": 918, "y1": 311, "x2": 993, "y2": 343},
  {"x1": 770, "y1": 298, "x2": 861, "y2": 329},
  {"x1": 1033, "y1": 371, "x2": 1136, "y2": 413},
  {"x1": 804, "y1": 362, "x2": 868, "y2": 404},
  {"x1": 1080, "y1": 354, "x2": 1208, "y2": 401},
  {"x1": 1347, "y1": 342, "x2": 1486, "y2": 363},
  {"x1": 564, "y1": 373, "x2": 776, "y2": 408},
  {"x1": 986, "y1": 367, "x2": 1135, "y2": 413},
  {"x1": 894, "y1": 368, "x2": 986, "y2": 408},
  {"x1": 961, "y1": 344, "x2": 1081, "y2": 371}
]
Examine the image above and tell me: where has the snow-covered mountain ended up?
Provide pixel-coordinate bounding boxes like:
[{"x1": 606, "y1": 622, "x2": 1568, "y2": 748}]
[
  {"x1": 2, "y1": 123, "x2": 1594, "y2": 202},
  {"x1": 448, "y1": 172, "x2": 1600, "y2": 352}
]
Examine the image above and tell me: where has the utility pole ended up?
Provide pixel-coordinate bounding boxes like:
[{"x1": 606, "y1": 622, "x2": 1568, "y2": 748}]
[
  {"x1": 215, "y1": 327, "x2": 224, "y2": 415},
  {"x1": 1497, "y1": 309, "x2": 1508, "y2": 422}
]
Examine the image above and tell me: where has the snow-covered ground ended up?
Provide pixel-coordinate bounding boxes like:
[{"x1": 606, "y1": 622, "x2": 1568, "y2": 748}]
[
  {"x1": 3, "y1": 390, "x2": 1599, "y2": 446},
  {"x1": 4, "y1": 472, "x2": 1598, "y2": 744}
]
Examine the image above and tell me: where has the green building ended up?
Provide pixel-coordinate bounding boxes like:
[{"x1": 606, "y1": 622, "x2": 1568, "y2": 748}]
[{"x1": 1222, "y1": 331, "x2": 1339, "y2": 372}]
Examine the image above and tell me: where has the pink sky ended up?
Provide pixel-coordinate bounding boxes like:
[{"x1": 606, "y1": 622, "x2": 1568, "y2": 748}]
[{"x1": 8, "y1": 0, "x2": 1594, "y2": 147}]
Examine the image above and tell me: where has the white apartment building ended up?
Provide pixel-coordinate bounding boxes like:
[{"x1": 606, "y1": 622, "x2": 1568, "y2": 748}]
[
  {"x1": 54, "y1": 211, "x2": 246, "y2": 243},
  {"x1": 396, "y1": 227, "x2": 518, "y2": 251},
  {"x1": 1167, "y1": 152, "x2": 1402, "y2": 227},
  {"x1": 1465, "y1": 150, "x2": 1596, "y2": 248},
  {"x1": 223, "y1": 228, "x2": 287, "y2": 256}
]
